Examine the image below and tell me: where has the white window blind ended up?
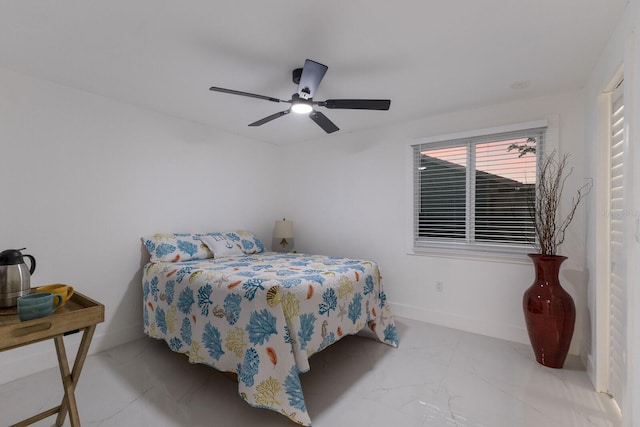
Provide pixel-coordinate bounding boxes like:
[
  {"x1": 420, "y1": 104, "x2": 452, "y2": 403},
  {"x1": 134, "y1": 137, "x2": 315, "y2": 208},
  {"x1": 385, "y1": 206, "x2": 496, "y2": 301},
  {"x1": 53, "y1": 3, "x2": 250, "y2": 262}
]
[
  {"x1": 413, "y1": 127, "x2": 545, "y2": 253},
  {"x1": 608, "y1": 79, "x2": 626, "y2": 412}
]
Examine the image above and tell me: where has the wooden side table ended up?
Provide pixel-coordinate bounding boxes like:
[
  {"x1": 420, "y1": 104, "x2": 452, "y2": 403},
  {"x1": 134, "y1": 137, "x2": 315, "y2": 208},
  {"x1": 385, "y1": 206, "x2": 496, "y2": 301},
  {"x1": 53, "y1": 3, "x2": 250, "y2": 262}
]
[{"x1": 0, "y1": 291, "x2": 104, "y2": 427}]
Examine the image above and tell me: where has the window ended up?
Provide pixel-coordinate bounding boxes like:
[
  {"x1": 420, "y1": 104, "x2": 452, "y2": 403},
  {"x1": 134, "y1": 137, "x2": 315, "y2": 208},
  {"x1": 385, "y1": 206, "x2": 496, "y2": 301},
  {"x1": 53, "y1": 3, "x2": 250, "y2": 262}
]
[{"x1": 412, "y1": 125, "x2": 546, "y2": 255}]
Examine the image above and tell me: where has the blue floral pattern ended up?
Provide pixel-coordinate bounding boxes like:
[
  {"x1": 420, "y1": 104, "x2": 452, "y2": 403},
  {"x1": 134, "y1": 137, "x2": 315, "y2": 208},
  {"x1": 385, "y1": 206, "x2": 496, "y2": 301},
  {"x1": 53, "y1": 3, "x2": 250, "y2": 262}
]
[{"x1": 143, "y1": 252, "x2": 398, "y2": 426}]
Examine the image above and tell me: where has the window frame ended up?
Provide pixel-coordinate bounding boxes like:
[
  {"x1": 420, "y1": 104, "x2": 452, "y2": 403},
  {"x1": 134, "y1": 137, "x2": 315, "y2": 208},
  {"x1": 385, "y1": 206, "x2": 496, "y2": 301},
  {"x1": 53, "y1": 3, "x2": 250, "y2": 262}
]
[{"x1": 408, "y1": 120, "x2": 552, "y2": 262}]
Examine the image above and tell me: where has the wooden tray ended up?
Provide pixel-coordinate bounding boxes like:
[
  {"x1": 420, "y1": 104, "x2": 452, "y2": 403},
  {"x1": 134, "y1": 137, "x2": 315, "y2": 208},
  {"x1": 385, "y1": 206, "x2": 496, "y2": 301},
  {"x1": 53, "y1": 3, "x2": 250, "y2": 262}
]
[{"x1": 0, "y1": 291, "x2": 104, "y2": 352}]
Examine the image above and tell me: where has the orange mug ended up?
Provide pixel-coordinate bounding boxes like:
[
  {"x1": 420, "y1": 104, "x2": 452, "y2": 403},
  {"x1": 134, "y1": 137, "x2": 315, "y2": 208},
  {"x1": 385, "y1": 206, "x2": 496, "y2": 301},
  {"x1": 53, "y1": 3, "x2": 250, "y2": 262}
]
[{"x1": 34, "y1": 284, "x2": 74, "y2": 310}]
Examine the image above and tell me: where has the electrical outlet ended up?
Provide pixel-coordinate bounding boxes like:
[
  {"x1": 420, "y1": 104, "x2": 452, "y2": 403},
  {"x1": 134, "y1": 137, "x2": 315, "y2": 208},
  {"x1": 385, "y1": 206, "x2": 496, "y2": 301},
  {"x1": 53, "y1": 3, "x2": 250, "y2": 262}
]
[{"x1": 436, "y1": 281, "x2": 443, "y2": 292}]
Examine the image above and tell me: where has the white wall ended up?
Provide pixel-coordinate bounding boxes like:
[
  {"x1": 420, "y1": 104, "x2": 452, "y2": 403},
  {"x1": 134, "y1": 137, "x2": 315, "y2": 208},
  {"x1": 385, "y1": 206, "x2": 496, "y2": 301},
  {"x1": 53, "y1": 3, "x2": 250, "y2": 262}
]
[
  {"x1": 282, "y1": 91, "x2": 588, "y2": 354},
  {"x1": 0, "y1": 67, "x2": 282, "y2": 384},
  {"x1": 583, "y1": 0, "x2": 639, "y2": 425}
]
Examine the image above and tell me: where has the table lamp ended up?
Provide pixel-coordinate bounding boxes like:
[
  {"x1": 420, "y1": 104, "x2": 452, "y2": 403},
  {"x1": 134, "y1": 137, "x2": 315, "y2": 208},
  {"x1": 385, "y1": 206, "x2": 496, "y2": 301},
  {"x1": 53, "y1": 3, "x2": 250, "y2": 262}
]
[{"x1": 273, "y1": 218, "x2": 294, "y2": 252}]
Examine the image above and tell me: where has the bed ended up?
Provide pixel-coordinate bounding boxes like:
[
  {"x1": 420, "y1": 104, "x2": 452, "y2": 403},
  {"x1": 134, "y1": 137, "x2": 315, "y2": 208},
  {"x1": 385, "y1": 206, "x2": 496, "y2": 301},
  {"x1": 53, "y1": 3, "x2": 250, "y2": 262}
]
[{"x1": 141, "y1": 231, "x2": 398, "y2": 426}]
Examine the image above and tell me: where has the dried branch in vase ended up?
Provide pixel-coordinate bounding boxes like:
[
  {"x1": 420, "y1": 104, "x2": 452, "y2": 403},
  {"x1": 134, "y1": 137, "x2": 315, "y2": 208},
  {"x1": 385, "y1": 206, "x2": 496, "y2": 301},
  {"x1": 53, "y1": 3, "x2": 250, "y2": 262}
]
[{"x1": 531, "y1": 151, "x2": 591, "y2": 256}]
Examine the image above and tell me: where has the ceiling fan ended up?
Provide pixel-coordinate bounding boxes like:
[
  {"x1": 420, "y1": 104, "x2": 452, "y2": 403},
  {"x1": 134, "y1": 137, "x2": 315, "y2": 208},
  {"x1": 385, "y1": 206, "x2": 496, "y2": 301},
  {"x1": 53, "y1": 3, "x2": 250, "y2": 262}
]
[{"x1": 209, "y1": 59, "x2": 391, "y2": 134}]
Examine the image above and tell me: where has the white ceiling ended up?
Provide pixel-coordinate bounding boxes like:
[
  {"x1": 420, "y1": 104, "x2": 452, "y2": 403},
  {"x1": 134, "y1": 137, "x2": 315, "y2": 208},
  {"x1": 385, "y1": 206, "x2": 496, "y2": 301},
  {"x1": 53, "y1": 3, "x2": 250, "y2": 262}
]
[{"x1": 0, "y1": 1, "x2": 628, "y2": 145}]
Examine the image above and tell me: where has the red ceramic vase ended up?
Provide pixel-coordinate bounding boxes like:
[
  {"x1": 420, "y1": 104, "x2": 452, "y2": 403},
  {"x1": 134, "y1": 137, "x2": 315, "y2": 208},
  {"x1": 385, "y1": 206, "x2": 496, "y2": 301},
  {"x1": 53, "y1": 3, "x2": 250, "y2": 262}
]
[{"x1": 523, "y1": 254, "x2": 576, "y2": 368}]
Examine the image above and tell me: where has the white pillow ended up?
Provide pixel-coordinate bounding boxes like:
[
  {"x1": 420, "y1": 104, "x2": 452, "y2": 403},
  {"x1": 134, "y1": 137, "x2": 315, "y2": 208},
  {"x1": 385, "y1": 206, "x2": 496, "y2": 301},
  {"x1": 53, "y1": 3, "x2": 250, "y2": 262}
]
[{"x1": 201, "y1": 234, "x2": 244, "y2": 257}]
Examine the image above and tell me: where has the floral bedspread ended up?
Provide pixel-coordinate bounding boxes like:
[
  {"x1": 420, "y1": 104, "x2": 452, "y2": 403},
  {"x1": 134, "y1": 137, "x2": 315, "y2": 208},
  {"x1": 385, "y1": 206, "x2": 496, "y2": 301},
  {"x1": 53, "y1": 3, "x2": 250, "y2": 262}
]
[{"x1": 142, "y1": 252, "x2": 398, "y2": 425}]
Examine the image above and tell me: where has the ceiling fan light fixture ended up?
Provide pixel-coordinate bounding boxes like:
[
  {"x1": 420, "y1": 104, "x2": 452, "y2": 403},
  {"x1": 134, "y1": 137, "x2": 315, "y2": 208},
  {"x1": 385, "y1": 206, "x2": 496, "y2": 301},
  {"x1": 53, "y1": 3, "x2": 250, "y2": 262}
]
[{"x1": 291, "y1": 102, "x2": 313, "y2": 114}]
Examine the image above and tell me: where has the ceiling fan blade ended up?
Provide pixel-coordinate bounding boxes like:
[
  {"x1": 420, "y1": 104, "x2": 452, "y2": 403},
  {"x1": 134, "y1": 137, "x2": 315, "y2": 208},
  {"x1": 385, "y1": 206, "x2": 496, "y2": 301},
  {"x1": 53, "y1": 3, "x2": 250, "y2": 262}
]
[
  {"x1": 248, "y1": 110, "x2": 290, "y2": 127},
  {"x1": 309, "y1": 111, "x2": 339, "y2": 134},
  {"x1": 209, "y1": 86, "x2": 285, "y2": 103},
  {"x1": 298, "y1": 59, "x2": 328, "y2": 99},
  {"x1": 321, "y1": 99, "x2": 391, "y2": 110}
]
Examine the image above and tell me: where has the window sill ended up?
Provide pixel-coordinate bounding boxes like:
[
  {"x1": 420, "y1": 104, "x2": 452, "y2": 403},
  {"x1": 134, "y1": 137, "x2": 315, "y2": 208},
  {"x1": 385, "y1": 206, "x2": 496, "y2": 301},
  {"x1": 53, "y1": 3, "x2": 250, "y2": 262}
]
[{"x1": 408, "y1": 245, "x2": 534, "y2": 265}]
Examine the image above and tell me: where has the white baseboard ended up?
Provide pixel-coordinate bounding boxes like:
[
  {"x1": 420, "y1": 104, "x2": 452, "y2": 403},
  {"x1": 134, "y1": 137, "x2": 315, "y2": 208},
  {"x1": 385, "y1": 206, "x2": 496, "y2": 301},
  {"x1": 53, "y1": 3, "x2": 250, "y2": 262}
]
[
  {"x1": 390, "y1": 301, "x2": 531, "y2": 347},
  {"x1": 0, "y1": 323, "x2": 144, "y2": 385},
  {"x1": 586, "y1": 354, "x2": 597, "y2": 389}
]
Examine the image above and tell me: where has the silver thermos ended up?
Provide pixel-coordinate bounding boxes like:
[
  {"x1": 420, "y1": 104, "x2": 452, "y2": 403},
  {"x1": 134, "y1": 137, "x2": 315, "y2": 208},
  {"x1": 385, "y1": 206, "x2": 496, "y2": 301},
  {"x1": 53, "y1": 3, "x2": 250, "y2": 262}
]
[{"x1": 0, "y1": 248, "x2": 36, "y2": 308}]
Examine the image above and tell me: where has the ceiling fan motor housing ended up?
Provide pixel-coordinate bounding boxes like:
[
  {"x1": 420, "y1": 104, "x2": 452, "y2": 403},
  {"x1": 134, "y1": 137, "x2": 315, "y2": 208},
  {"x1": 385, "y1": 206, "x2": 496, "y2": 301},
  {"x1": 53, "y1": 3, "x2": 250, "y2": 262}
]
[{"x1": 292, "y1": 68, "x2": 303, "y2": 85}]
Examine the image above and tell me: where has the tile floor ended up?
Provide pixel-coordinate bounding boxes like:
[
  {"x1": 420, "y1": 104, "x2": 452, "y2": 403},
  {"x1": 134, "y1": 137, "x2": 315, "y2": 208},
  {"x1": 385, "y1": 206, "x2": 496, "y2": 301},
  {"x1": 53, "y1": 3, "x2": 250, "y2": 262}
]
[{"x1": 0, "y1": 317, "x2": 621, "y2": 427}]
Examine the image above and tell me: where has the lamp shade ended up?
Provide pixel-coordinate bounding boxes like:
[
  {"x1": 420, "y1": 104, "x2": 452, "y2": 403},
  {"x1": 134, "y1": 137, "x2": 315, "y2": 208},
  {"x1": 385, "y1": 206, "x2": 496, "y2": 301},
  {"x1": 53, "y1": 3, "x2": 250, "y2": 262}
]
[
  {"x1": 273, "y1": 218, "x2": 294, "y2": 239},
  {"x1": 273, "y1": 218, "x2": 294, "y2": 252}
]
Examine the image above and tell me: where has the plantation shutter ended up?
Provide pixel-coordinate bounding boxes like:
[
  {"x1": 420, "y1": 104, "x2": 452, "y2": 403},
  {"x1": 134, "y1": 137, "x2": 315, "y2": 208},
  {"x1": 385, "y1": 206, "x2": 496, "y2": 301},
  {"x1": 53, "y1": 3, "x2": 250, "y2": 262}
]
[
  {"x1": 473, "y1": 133, "x2": 540, "y2": 245},
  {"x1": 414, "y1": 144, "x2": 468, "y2": 240},
  {"x1": 608, "y1": 79, "x2": 626, "y2": 412},
  {"x1": 413, "y1": 127, "x2": 543, "y2": 250}
]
